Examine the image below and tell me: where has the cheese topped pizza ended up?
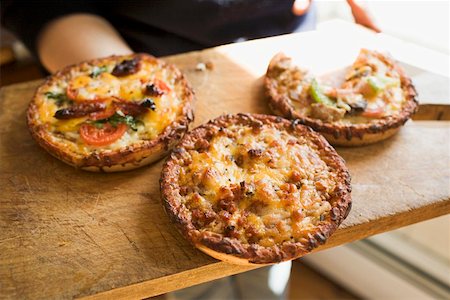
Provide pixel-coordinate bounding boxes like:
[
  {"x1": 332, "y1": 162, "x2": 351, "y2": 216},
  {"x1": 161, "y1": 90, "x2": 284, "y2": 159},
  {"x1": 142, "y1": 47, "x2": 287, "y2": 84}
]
[
  {"x1": 161, "y1": 114, "x2": 351, "y2": 264},
  {"x1": 265, "y1": 49, "x2": 418, "y2": 146},
  {"x1": 27, "y1": 53, "x2": 194, "y2": 171}
]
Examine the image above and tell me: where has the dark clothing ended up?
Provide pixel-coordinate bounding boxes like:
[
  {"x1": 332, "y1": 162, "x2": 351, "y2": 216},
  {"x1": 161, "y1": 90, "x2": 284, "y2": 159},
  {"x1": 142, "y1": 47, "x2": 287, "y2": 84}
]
[{"x1": 1, "y1": 0, "x2": 316, "y2": 57}]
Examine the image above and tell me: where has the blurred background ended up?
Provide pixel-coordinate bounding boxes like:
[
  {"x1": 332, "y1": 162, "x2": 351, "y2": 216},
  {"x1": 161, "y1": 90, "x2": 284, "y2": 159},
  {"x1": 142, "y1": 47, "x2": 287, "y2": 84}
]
[
  {"x1": 1, "y1": 1, "x2": 449, "y2": 87},
  {"x1": 295, "y1": 2, "x2": 450, "y2": 299},
  {"x1": 1, "y1": 1, "x2": 448, "y2": 299}
]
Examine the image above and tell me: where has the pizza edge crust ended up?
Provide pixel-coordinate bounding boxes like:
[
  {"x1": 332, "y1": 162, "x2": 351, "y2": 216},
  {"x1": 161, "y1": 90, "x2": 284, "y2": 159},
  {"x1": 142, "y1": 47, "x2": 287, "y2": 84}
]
[
  {"x1": 160, "y1": 113, "x2": 352, "y2": 264},
  {"x1": 264, "y1": 52, "x2": 418, "y2": 147},
  {"x1": 26, "y1": 53, "x2": 195, "y2": 172}
]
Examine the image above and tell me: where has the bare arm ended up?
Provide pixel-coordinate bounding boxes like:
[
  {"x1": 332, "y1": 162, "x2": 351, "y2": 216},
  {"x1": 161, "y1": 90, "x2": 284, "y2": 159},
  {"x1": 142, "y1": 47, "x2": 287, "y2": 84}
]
[{"x1": 37, "y1": 14, "x2": 133, "y2": 73}]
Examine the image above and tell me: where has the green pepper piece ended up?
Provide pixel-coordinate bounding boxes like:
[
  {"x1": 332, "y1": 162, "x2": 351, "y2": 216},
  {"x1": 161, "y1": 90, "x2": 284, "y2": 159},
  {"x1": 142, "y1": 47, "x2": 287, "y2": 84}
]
[
  {"x1": 367, "y1": 75, "x2": 400, "y2": 94},
  {"x1": 367, "y1": 76, "x2": 384, "y2": 94},
  {"x1": 309, "y1": 79, "x2": 335, "y2": 107}
]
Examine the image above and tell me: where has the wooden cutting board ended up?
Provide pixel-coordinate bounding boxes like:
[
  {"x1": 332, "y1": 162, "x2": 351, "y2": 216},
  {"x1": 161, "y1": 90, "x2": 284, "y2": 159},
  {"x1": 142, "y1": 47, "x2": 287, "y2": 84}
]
[{"x1": 1, "y1": 22, "x2": 449, "y2": 299}]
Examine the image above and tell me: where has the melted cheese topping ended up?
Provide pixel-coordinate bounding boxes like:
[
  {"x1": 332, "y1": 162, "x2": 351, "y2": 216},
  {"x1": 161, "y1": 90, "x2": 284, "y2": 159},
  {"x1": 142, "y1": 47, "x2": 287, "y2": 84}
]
[
  {"x1": 35, "y1": 55, "x2": 184, "y2": 154},
  {"x1": 179, "y1": 125, "x2": 336, "y2": 247},
  {"x1": 341, "y1": 49, "x2": 403, "y2": 120},
  {"x1": 271, "y1": 49, "x2": 407, "y2": 124},
  {"x1": 68, "y1": 73, "x2": 120, "y2": 101}
]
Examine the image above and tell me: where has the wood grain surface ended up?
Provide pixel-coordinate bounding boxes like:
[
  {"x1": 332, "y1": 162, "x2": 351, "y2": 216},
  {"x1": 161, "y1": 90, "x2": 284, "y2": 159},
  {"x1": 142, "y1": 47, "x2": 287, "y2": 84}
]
[{"x1": 1, "y1": 23, "x2": 449, "y2": 299}]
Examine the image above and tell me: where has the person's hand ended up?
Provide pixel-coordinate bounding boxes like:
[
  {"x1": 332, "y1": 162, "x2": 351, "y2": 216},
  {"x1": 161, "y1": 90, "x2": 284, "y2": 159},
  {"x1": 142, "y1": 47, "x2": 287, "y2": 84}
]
[
  {"x1": 346, "y1": 0, "x2": 381, "y2": 32},
  {"x1": 38, "y1": 14, "x2": 133, "y2": 73},
  {"x1": 292, "y1": 0, "x2": 381, "y2": 33}
]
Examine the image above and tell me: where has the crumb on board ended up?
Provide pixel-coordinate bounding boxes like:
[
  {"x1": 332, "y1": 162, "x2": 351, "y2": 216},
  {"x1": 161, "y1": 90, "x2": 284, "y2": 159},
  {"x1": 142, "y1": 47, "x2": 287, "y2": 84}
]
[{"x1": 195, "y1": 61, "x2": 214, "y2": 72}]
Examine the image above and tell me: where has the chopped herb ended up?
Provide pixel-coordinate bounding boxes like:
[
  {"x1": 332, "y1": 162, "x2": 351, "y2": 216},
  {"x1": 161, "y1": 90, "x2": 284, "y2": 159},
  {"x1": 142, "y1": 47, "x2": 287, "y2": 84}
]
[
  {"x1": 90, "y1": 66, "x2": 108, "y2": 78},
  {"x1": 109, "y1": 112, "x2": 142, "y2": 131},
  {"x1": 44, "y1": 92, "x2": 72, "y2": 106},
  {"x1": 92, "y1": 122, "x2": 104, "y2": 129},
  {"x1": 89, "y1": 112, "x2": 142, "y2": 131}
]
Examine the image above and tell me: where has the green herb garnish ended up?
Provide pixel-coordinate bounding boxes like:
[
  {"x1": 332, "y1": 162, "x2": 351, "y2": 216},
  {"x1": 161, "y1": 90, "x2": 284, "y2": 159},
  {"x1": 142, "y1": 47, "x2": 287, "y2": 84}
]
[
  {"x1": 90, "y1": 66, "x2": 108, "y2": 78},
  {"x1": 44, "y1": 91, "x2": 72, "y2": 106},
  {"x1": 92, "y1": 122, "x2": 104, "y2": 129},
  {"x1": 109, "y1": 113, "x2": 139, "y2": 131},
  {"x1": 92, "y1": 111, "x2": 142, "y2": 131}
]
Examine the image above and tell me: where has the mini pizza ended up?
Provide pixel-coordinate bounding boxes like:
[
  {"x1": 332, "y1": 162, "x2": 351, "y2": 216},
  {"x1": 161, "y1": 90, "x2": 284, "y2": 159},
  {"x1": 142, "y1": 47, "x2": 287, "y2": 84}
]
[
  {"x1": 161, "y1": 113, "x2": 351, "y2": 265},
  {"x1": 27, "y1": 53, "x2": 194, "y2": 171},
  {"x1": 265, "y1": 49, "x2": 418, "y2": 146}
]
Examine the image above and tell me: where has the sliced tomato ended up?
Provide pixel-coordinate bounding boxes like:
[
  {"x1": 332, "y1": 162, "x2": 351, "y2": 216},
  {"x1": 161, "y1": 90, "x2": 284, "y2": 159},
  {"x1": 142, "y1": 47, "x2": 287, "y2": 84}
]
[
  {"x1": 79, "y1": 123, "x2": 127, "y2": 146},
  {"x1": 154, "y1": 79, "x2": 171, "y2": 93},
  {"x1": 361, "y1": 107, "x2": 385, "y2": 118}
]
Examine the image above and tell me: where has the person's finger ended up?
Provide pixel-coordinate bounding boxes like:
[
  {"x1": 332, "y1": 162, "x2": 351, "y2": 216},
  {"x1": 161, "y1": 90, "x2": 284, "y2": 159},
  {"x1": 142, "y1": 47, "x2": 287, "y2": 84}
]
[
  {"x1": 347, "y1": 0, "x2": 381, "y2": 33},
  {"x1": 292, "y1": 0, "x2": 312, "y2": 16}
]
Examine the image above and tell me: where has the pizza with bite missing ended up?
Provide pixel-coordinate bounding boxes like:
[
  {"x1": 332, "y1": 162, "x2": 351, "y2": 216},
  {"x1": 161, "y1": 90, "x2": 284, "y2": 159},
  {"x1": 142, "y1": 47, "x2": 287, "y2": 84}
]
[
  {"x1": 265, "y1": 49, "x2": 418, "y2": 146},
  {"x1": 27, "y1": 53, "x2": 194, "y2": 171},
  {"x1": 161, "y1": 113, "x2": 351, "y2": 265}
]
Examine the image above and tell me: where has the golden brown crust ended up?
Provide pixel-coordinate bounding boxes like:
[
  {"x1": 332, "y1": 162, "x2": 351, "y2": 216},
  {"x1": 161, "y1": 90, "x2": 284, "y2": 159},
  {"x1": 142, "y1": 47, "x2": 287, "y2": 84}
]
[
  {"x1": 264, "y1": 52, "x2": 418, "y2": 146},
  {"x1": 160, "y1": 113, "x2": 352, "y2": 264},
  {"x1": 27, "y1": 53, "x2": 194, "y2": 171}
]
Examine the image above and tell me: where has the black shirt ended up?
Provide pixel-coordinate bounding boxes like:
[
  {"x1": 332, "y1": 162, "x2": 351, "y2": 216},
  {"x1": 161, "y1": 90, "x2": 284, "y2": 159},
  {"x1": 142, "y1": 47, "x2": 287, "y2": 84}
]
[{"x1": 1, "y1": 0, "x2": 316, "y2": 57}]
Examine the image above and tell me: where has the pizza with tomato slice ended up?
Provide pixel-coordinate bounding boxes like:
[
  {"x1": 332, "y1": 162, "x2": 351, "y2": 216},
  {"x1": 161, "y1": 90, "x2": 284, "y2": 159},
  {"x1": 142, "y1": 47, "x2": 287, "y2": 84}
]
[
  {"x1": 265, "y1": 49, "x2": 418, "y2": 146},
  {"x1": 161, "y1": 113, "x2": 351, "y2": 265},
  {"x1": 27, "y1": 53, "x2": 194, "y2": 171}
]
